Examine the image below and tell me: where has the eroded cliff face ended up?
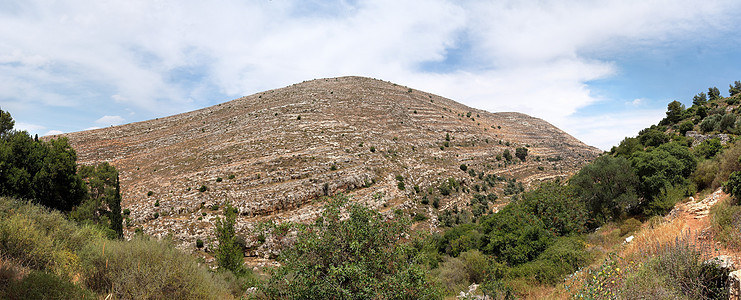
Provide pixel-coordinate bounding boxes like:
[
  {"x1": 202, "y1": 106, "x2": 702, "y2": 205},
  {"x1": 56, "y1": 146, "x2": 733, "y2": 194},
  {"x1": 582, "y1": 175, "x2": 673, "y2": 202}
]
[{"x1": 60, "y1": 76, "x2": 601, "y2": 255}]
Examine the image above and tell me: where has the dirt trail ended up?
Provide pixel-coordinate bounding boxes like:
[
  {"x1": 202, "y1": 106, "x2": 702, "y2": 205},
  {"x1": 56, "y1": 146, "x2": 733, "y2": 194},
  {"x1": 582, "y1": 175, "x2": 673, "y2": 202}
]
[{"x1": 671, "y1": 188, "x2": 741, "y2": 266}]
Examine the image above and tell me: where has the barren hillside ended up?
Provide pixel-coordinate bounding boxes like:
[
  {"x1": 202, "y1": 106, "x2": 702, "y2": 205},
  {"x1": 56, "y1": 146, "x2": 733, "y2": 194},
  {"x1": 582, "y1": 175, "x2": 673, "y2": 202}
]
[{"x1": 59, "y1": 76, "x2": 600, "y2": 251}]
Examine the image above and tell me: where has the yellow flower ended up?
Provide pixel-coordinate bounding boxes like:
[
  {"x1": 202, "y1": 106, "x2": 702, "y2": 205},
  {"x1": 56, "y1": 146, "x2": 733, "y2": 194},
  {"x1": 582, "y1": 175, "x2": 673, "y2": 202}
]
[{"x1": 616, "y1": 267, "x2": 620, "y2": 272}]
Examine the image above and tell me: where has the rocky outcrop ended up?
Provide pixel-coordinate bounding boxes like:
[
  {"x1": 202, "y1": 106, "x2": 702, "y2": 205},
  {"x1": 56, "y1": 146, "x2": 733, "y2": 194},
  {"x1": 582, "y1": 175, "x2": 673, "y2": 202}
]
[{"x1": 686, "y1": 131, "x2": 731, "y2": 147}]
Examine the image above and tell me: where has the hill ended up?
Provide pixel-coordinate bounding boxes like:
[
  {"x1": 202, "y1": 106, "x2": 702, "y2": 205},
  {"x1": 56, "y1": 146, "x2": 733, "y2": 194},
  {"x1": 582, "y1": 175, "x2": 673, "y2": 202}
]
[{"x1": 58, "y1": 76, "x2": 600, "y2": 251}]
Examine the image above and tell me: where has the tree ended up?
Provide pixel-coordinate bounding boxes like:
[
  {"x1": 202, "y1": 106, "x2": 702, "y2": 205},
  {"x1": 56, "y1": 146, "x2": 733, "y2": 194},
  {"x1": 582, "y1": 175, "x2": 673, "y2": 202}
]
[
  {"x1": 261, "y1": 196, "x2": 440, "y2": 299},
  {"x1": 693, "y1": 92, "x2": 708, "y2": 106},
  {"x1": 0, "y1": 111, "x2": 87, "y2": 211},
  {"x1": 708, "y1": 87, "x2": 721, "y2": 101},
  {"x1": 71, "y1": 162, "x2": 123, "y2": 238},
  {"x1": 679, "y1": 121, "x2": 694, "y2": 135},
  {"x1": 724, "y1": 170, "x2": 741, "y2": 203},
  {"x1": 503, "y1": 149, "x2": 512, "y2": 161},
  {"x1": 729, "y1": 81, "x2": 741, "y2": 97},
  {"x1": 630, "y1": 143, "x2": 696, "y2": 214},
  {"x1": 570, "y1": 156, "x2": 639, "y2": 225},
  {"x1": 515, "y1": 147, "x2": 528, "y2": 161},
  {"x1": 663, "y1": 100, "x2": 685, "y2": 124},
  {"x1": 0, "y1": 108, "x2": 14, "y2": 137},
  {"x1": 638, "y1": 128, "x2": 668, "y2": 147},
  {"x1": 214, "y1": 203, "x2": 244, "y2": 274}
]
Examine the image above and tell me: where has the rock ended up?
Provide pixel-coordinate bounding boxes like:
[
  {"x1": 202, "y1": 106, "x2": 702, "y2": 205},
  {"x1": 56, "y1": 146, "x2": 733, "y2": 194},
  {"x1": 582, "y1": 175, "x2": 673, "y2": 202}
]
[
  {"x1": 624, "y1": 235, "x2": 634, "y2": 243},
  {"x1": 730, "y1": 270, "x2": 741, "y2": 300},
  {"x1": 704, "y1": 255, "x2": 734, "y2": 271}
]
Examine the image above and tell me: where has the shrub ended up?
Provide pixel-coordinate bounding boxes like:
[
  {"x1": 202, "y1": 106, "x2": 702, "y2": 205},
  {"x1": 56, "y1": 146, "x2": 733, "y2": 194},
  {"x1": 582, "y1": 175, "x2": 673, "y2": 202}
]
[
  {"x1": 710, "y1": 199, "x2": 741, "y2": 249},
  {"x1": 154, "y1": 200, "x2": 159, "y2": 207},
  {"x1": 196, "y1": 239, "x2": 204, "y2": 248},
  {"x1": 620, "y1": 218, "x2": 642, "y2": 236},
  {"x1": 199, "y1": 185, "x2": 208, "y2": 192},
  {"x1": 370, "y1": 146, "x2": 376, "y2": 153},
  {"x1": 216, "y1": 177, "x2": 223, "y2": 182},
  {"x1": 227, "y1": 174, "x2": 235, "y2": 180},
  {"x1": 147, "y1": 191, "x2": 154, "y2": 197},
  {"x1": 459, "y1": 164, "x2": 467, "y2": 172},
  {"x1": 80, "y1": 237, "x2": 233, "y2": 299},
  {"x1": 260, "y1": 196, "x2": 441, "y2": 299},
  {"x1": 214, "y1": 203, "x2": 244, "y2": 274}
]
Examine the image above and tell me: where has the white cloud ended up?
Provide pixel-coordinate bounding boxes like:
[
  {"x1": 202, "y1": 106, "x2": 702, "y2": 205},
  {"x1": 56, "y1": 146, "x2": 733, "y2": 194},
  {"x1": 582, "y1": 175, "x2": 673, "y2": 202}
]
[
  {"x1": 43, "y1": 130, "x2": 63, "y2": 136},
  {"x1": 95, "y1": 115, "x2": 125, "y2": 126},
  {"x1": 14, "y1": 122, "x2": 45, "y2": 132},
  {"x1": 1, "y1": 0, "x2": 739, "y2": 147}
]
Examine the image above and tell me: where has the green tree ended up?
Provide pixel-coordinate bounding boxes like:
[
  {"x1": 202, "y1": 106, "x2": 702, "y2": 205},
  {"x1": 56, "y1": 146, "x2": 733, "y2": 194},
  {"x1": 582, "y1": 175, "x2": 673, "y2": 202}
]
[
  {"x1": 515, "y1": 147, "x2": 528, "y2": 161},
  {"x1": 71, "y1": 162, "x2": 123, "y2": 238},
  {"x1": 694, "y1": 138, "x2": 722, "y2": 159},
  {"x1": 0, "y1": 108, "x2": 14, "y2": 137},
  {"x1": 693, "y1": 92, "x2": 708, "y2": 106},
  {"x1": 480, "y1": 204, "x2": 554, "y2": 265},
  {"x1": 663, "y1": 100, "x2": 685, "y2": 124},
  {"x1": 638, "y1": 128, "x2": 668, "y2": 147},
  {"x1": 630, "y1": 143, "x2": 696, "y2": 214},
  {"x1": 730, "y1": 81, "x2": 741, "y2": 97},
  {"x1": 214, "y1": 203, "x2": 244, "y2": 274},
  {"x1": 679, "y1": 121, "x2": 694, "y2": 135},
  {"x1": 611, "y1": 137, "x2": 642, "y2": 157},
  {"x1": 708, "y1": 87, "x2": 721, "y2": 101},
  {"x1": 719, "y1": 113, "x2": 737, "y2": 132},
  {"x1": 261, "y1": 196, "x2": 440, "y2": 299},
  {"x1": 724, "y1": 170, "x2": 741, "y2": 203},
  {"x1": 570, "y1": 156, "x2": 639, "y2": 225},
  {"x1": 503, "y1": 149, "x2": 512, "y2": 161}
]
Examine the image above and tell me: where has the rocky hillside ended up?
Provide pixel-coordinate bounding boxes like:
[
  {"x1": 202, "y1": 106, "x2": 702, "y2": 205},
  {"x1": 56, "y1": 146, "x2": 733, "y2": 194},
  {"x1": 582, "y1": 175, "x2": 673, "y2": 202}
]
[{"x1": 58, "y1": 76, "x2": 600, "y2": 252}]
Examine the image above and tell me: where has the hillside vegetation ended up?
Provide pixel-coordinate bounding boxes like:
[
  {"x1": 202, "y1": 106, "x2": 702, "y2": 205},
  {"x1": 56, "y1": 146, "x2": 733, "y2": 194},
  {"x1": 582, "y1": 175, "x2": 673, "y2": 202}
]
[{"x1": 3, "y1": 80, "x2": 741, "y2": 298}]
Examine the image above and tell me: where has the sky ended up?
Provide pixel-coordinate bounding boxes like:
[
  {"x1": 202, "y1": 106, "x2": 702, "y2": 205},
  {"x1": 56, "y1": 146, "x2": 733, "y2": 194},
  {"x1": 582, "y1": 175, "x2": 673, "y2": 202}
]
[{"x1": 1, "y1": 0, "x2": 740, "y2": 150}]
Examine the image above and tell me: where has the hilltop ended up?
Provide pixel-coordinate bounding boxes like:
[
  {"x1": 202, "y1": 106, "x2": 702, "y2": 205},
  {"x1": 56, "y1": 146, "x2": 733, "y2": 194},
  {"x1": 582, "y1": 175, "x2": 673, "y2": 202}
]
[{"x1": 59, "y1": 76, "x2": 600, "y2": 251}]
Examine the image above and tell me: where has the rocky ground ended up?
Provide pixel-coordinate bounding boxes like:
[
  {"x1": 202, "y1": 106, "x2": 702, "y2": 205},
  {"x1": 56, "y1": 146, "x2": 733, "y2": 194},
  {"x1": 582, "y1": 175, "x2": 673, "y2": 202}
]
[{"x1": 57, "y1": 76, "x2": 601, "y2": 257}]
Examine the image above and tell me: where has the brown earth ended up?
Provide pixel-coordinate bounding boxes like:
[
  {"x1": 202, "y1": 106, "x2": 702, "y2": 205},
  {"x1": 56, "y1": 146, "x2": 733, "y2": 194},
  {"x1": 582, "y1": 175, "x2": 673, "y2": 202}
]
[{"x1": 56, "y1": 76, "x2": 601, "y2": 254}]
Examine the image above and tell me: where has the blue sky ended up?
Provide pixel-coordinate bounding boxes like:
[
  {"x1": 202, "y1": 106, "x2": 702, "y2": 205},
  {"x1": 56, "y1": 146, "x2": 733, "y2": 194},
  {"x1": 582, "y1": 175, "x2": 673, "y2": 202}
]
[{"x1": 1, "y1": 0, "x2": 740, "y2": 150}]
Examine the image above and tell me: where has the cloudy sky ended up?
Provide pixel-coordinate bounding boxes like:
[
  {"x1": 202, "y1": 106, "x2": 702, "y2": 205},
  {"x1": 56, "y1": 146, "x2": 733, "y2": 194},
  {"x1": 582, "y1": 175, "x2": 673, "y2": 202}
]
[{"x1": 1, "y1": 0, "x2": 740, "y2": 150}]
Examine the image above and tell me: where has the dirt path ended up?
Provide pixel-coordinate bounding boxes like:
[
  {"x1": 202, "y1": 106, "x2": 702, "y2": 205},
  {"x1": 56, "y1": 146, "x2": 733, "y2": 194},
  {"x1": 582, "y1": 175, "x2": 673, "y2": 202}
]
[{"x1": 671, "y1": 188, "x2": 741, "y2": 266}]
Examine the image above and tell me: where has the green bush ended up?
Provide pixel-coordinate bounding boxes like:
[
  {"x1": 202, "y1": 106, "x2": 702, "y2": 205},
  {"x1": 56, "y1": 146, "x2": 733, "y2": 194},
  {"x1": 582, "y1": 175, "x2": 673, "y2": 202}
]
[
  {"x1": 80, "y1": 236, "x2": 234, "y2": 299},
  {"x1": 1, "y1": 269, "x2": 95, "y2": 300},
  {"x1": 619, "y1": 218, "x2": 642, "y2": 236},
  {"x1": 260, "y1": 195, "x2": 441, "y2": 299},
  {"x1": 199, "y1": 185, "x2": 208, "y2": 192}
]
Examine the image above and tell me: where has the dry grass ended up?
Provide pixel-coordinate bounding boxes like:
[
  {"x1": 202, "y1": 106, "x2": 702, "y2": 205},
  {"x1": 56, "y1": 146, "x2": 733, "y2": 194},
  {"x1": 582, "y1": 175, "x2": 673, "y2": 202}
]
[{"x1": 622, "y1": 216, "x2": 685, "y2": 260}]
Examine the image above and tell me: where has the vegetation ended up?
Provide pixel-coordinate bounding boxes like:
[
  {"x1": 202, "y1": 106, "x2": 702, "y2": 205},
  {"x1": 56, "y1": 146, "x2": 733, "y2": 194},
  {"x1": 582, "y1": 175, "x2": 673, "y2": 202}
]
[{"x1": 259, "y1": 196, "x2": 440, "y2": 299}]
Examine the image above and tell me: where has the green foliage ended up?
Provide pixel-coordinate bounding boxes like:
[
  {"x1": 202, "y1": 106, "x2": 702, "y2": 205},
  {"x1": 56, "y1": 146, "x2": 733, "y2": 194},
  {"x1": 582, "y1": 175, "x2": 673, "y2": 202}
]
[
  {"x1": 662, "y1": 100, "x2": 685, "y2": 125},
  {"x1": 147, "y1": 190, "x2": 154, "y2": 196},
  {"x1": 459, "y1": 163, "x2": 467, "y2": 172},
  {"x1": 700, "y1": 114, "x2": 721, "y2": 133},
  {"x1": 708, "y1": 86, "x2": 721, "y2": 101},
  {"x1": 611, "y1": 137, "x2": 642, "y2": 157},
  {"x1": 480, "y1": 204, "x2": 554, "y2": 265},
  {"x1": 693, "y1": 92, "x2": 708, "y2": 106},
  {"x1": 730, "y1": 80, "x2": 741, "y2": 96},
  {"x1": 570, "y1": 155, "x2": 639, "y2": 225},
  {"x1": 517, "y1": 182, "x2": 588, "y2": 236},
  {"x1": 694, "y1": 138, "x2": 722, "y2": 159},
  {"x1": 0, "y1": 124, "x2": 87, "y2": 211},
  {"x1": 199, "y1": 185, "x2": 208, "y2": 192},
  {"x1": 0, "y1": 197, "x2": 235, "y2": 299},
  {"x1": 81, "y1": 236, "x2": 235, "y2": 299},
  {"x1": 510, "y1": 237, "x2": 590, "y2": 285},
  {"x1": 515, "y1": 147, "x2": 528, "y2": 161},
  {"x1": 723, "y1": 171, "x2": 741, "y2": 203},
  {"x1": 638, "y1": 128, "x2": 668, "y2": 147},
  {"x1": 260, "y1": 195, "x2": 441, "y2": 299},
  {"x1": 0, "y1": 108, "x2": 13, "y2": 137},
  {"x1": 630, "y1": 142, "x2": 696, "y2": 212},
  {"x1": 0, "y1": 268, "x2": 95, "y2": 300},
  {"x1": 503, "y1": 149, "x2": 512, "y2": 161},
  {"x1": 710, "y1": 199, "x2": 741, "y2": 249},
  {"x1": 679, "y1": 120, "x2": 694, "y2": 135},
  {"x1": 71, "y1": 162, "x2": 124, "y2": 239},
  {"x1": 619, "y1": 218, "x2": 642, "y2": 236},
  {"x1": 214, "y1": 202, "x2": 244, "y2": 274},
  {"x1": 216, "y1": 177, "x2": 223, "y2": 182}
]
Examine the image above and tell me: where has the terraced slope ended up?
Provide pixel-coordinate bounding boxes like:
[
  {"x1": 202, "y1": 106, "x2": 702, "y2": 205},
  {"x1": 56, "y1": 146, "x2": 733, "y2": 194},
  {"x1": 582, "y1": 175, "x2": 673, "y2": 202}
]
[{"x1": 59, "y1": 76, "x2": 600, "y2": 251}]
